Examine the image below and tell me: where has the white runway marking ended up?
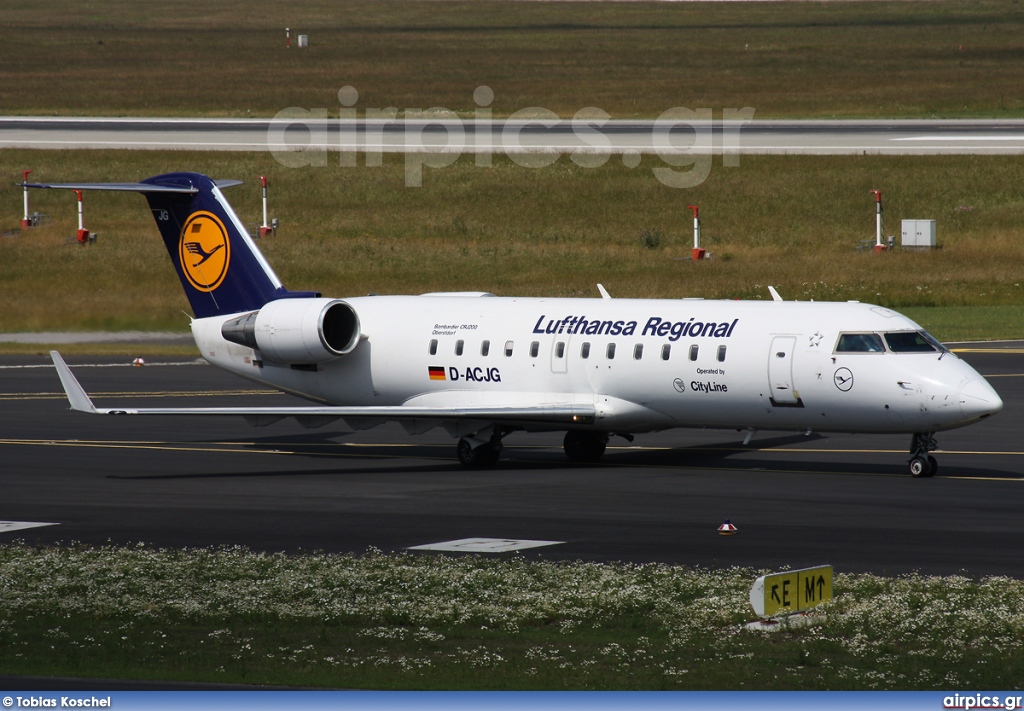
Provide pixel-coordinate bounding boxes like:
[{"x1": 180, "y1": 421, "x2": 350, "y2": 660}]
[
  {"x1": 408, "y1": 537, "x2": 564, "y2": 553},
  {"x1": 0, "y1": 521, "x2": 59, "y2": 533},
  {"x1": 893, "y1": 136, "x2": 1024, "y2": 142}
]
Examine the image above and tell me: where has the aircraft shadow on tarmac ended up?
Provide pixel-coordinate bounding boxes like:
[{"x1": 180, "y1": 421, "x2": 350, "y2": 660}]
[{"x1": 102, "y1": 429, "x2": 1023, "y2": 481}]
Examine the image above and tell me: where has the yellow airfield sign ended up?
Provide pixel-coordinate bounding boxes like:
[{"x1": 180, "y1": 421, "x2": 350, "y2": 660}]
[{"x1": 750, "y1": 565, "x2": 833, "y2": 617}]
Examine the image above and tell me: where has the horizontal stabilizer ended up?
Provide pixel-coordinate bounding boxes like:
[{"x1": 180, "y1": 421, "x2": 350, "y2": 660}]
[
  {"x1": 19, "y1": 179, "x2": 241, "y2": 193},
  {"x1": 22, "y1": 181, "x2": 195, "y2": 193}
]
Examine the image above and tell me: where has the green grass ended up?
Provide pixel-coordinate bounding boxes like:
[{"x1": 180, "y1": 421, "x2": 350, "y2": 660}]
[
  {"x1": 2, "y1": 0, "x2": 1024, "y2": 119},
  {"x1": 2, "y1": 543, "x2": 1023, "y2": 689},
  {"x1": 2, "y1": 150, "x2": 1024, "y2": 341}
]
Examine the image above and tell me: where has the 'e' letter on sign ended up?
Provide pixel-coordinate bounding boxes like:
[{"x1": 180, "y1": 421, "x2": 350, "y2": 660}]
[{"x1": 750, "y1": 565, "x2": 833, "y2": 617}]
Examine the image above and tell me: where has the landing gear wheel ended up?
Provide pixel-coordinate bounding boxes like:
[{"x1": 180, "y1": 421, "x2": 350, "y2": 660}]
[
  {"x1": 909, "y1": 456, "x2": 929, "y2": 478},
  {"x1": 909, "y1": 455, "x2": 938, "y2": 478},
  {"x1": 456, "y1": 438, "x2": 501, "y2": 468},
  {"x1": 563, "y1": 431, "x2": 608, "y2": 463},
  {"x1": 908, "y1": 432, "x2": 939, "y2": 478}
]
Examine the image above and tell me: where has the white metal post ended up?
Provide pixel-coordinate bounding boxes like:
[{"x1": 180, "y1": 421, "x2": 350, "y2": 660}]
[
  {"x1": 687, "y1": 205, "x2": 704, "y2": 260},
  {"x1": 871, "y1": 190, "x2": 883, "y2": 249},
  {"x1": 261, "y1": 176, "x2": 269, "y2": 228},
  {"x1": 21, "y1": 170, "x2": 31, "y2": 228}
]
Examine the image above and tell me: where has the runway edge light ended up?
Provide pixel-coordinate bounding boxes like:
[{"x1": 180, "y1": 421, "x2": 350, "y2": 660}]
[{"x1": 718, "y1": 519, "x2": 738, "y2": 535}]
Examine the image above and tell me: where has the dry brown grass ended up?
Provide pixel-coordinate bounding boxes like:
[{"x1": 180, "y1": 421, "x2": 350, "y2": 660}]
[
  {"x1": 1, "y1": 1, "x2": 1023, "y2": 118},
  {"x1": 2, "y1": 149, "x2": 1023, "y2": 340}
]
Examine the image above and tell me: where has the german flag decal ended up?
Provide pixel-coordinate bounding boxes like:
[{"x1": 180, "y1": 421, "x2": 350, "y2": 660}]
[{"x1": 428, "y1": 366, "x2": 446, "y2": 381}]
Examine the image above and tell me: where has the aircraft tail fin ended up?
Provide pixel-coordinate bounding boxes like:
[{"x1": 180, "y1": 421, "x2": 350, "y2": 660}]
[{"x1": 22, "y1": 172, "x2": 317, "y2": 318}]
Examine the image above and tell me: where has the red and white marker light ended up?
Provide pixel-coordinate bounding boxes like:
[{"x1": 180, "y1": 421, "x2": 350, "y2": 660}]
[
  {"x1": 718, "y1": 519, "x2": 738, "y2": 536},
  {"x1": 870, "y1": 189, "x2": 885, "y2": 253},
  {"x1": 688, "y1": 204, "x2": 705, "y2": 261},
  {"x1": 259, "y1": 175, "x2": 273, "y2": 237},
  {"x1": 21, "y1": 170, "x2": 32, "y2": 229},
  {"x1": 74, "y1": 189, "x2": 89, "y2": 244}
]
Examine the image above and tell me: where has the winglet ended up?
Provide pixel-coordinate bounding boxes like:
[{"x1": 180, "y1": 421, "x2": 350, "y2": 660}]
[
  {"x1": 50, "y1": 351, "x2": 98, "y2": 413},
  {"x1": 597, "y1": 284, "x2": 611, "y2": 299},
  {"x1": 768, "y1": 286, "x2": 783, "y2": 302}
]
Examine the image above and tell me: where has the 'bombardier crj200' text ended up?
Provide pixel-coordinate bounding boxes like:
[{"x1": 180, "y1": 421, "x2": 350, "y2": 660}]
[{"x1": 26, "y1": 173, "x2": 1002, "y2": 477}]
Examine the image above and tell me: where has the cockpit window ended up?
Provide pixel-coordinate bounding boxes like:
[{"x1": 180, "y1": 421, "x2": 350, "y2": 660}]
[
  {"x1": 884, "y1": 331, "x2": 942, "y2": 353},
  {"x1": 835, "y1": 333, "x2": 885, "y2": 353}
]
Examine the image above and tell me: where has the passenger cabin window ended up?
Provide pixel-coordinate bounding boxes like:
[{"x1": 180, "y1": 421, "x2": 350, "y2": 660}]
[
  {"x1": 885, "y1": 331, "x2": 941, "y2": 353},
  {"x1": 606, "y1": 343, "x2": 616, "y2": 360},
  {"x1": 504, "y1": 341, "x2": 514, "y2": 357},
  {"x1": 429, "y1": 339, "x2": 438, "y2": 356},
  {"x1": 455, "y1": 340, "x2": 464, "y2": 356},
  {"x1": 661, "y1": 344, "x2": 671, "y2": 361},
  {"x1": 717, "y1": 345, "x2": 727, "y2": 362},
  {"x1": 836, "y1": 333, "x2": 885, "y2": 353},
  {"x1": 555, "y1": 342, "x2": 565, "y2": 358},
  {"x1": 581, "y1": 342, "x2": 591, "y2": 359},
  {"x1": 530, "y1": 341, "x2": 539, "y2": 358},
  {"x1": 481, "y1": 340, "x2": 490, "y2": 357},
  {"x1": 689, "y1": 344, "x2": 699, "y2": 361},
  {"x1": 633, "y1": 344, "x2": 643, "y2": 361}
]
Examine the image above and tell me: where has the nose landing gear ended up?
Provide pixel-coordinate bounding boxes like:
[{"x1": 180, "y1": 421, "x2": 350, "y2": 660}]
[{"x1": 909, "y1": 432, "x2": 938, "y2": 478}]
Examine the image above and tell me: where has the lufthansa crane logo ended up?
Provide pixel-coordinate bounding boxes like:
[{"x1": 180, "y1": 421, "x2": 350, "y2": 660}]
[
  {"x1": 833, "y1": 367, "x2": 854, "y2": 392},
  {"x1": 178, "y1": 211, "x2": 230, "y2": 292}
]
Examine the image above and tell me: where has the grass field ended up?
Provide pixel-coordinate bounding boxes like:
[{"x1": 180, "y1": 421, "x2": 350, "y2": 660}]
[
  {"x1": 2, "y1": 149, "x2": 1023, "y2": 341},
  {"x1": 2, "y1": 543, "x2": 1024, "y2": 690},
  {"x1": 2, "y1": 0, "x2": 1024, "y2": 119}
]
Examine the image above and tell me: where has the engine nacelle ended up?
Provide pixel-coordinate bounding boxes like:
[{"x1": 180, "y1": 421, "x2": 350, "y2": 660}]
[{"x1": 221, "y1": 298, "x2": 360, "y2": 364}]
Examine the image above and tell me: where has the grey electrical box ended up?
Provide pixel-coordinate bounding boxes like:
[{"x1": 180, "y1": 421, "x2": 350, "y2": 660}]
[{"x1": 901, "y1": 219, "x2": 936, "y2": 248}]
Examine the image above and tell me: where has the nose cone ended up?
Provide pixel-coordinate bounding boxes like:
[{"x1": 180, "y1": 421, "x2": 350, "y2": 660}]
[{"x1": 959, "y1": 377, "x2": 1003, "y2": 420}]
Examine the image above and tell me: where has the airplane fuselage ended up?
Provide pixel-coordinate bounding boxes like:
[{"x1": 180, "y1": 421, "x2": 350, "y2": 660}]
[{"x1": 193, "y1": 295, "x2": 999, "y2": 437}]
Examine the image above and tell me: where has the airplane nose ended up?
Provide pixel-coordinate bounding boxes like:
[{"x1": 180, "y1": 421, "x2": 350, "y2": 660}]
[{"x1": 959, "y1": 377, "x2": 1003, "y2": 419}]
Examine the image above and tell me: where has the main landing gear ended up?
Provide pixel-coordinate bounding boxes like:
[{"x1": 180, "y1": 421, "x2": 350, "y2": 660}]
[
  {"x1": 563, "y1": 431, "x2": 609, "y2": 463},
  {"x1": 455, "y1": 429, "x2": 617, "y2": 467},
  {"x1": 908, "y1": 432, "x2": 938, "y2": 478},
  {"x1": 456, "y1": 428, "x2": 505, "y2": 468}
]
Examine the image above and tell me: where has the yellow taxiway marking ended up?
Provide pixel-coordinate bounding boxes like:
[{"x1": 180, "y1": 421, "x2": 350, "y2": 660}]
[
  {"x1": 611, "y1": 444, "x2": 1024, "y2": 456},
  {"x1": 1, "y1": 439, "x2": 1022, "y2": 479},
  {"x1": 952, "y1": 348, "x2": 1024, "y2": 354},
  {"x1": 0, "y1": 438, "x2": 452, "y2": 463},
  {"x1": 4, "y1": 437, "x2": 1021, "y2": 457}
]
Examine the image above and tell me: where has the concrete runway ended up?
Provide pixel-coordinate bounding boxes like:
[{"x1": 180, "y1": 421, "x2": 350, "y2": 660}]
[
  {"x1": 1, "y1": 346, "x2": 1023, "y2": 577},
  {"x1": 3, "y1": 117, "x2": 1024, "y2": 154}
]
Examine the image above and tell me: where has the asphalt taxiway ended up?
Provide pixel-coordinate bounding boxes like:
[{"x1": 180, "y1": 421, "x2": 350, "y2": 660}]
[{"x1": 1, "y1": 346, "x2": 1022, "y2": 577}]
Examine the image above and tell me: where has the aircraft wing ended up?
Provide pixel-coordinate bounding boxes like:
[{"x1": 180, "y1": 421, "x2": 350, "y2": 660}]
[{"x1": 50, "y1": 352, "x2": 596, "y2": 428}]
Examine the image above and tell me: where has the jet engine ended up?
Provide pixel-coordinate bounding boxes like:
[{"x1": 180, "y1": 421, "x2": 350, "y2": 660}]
[{"x1": 221, "y1": 298, "x2": 360, "y2": 364}]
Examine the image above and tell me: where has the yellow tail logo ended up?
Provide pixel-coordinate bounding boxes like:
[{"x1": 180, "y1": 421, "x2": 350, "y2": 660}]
[{"x1": 178, "y1": 211, "x2": 230, "y2": 292}]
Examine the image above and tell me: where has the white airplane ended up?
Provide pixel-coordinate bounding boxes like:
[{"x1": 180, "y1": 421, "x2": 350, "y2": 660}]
[{"x1": 27, "y1": 172, "x2": 1002, "y2": 477}]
